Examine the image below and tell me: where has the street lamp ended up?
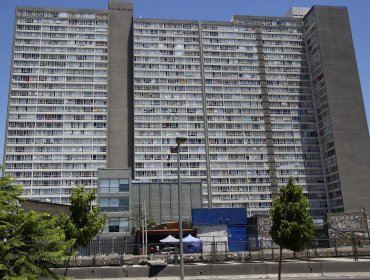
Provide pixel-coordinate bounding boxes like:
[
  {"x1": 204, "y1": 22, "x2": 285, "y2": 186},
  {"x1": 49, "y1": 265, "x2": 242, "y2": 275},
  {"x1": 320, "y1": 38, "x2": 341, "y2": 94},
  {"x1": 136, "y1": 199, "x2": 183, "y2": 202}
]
[{"x1": 171, "y1": 136, "x2": 187, "y2": 280}]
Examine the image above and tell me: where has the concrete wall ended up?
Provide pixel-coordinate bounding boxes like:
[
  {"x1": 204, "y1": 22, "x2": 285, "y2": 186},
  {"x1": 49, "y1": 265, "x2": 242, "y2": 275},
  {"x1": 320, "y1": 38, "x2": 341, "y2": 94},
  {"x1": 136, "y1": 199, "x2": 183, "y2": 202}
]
[
  {"x1": 131, "y1": 182, "x2": 203, "y2": 226},
  {"x1": 97, "y1": 170, "x2": 202, "y2": 235},
  {"x1": 196, "y1": 225, "x2": 228, "y2": 253},
  {"x1": 21, "y1": 200, "x2": 70, "y2": 215},
  {"x1": 55, "y1": 260, "x2": 370, "y2": 279},
  {"x1": 106, "y1": 0, "x2": 134, "y2": 169},
  {"x1": 312, "y1": 6, "x2": 370, "y2": 211}
]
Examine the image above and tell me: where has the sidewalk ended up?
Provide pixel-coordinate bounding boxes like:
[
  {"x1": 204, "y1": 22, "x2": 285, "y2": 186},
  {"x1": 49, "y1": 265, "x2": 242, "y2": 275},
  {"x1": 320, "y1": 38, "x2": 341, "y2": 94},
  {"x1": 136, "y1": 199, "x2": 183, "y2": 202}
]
[{"x1": 55, "y1": 257, "x2": 370, "y2": 279}]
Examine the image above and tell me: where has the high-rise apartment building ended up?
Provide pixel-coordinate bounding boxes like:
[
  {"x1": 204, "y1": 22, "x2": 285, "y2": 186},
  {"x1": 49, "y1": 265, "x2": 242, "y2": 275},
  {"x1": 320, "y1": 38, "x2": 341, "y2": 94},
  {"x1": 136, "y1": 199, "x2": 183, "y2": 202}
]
[
  {"x1": 3, "y1": 1, "x2": 370, "y2": 219},
  {"x1": 4, "y1": 7, "x2": 109, "y2": 204}
]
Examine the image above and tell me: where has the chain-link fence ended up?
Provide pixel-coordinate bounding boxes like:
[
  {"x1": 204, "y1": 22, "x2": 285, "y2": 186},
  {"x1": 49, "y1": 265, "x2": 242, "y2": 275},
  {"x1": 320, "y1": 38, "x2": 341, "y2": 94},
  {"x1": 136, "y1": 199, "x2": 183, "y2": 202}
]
[
  {"x1": 73, "y1": 235, "x2": 370, "y2": 266},
  {"x1": 77, "y1": 236, "x2": 135, "y2": 256}
]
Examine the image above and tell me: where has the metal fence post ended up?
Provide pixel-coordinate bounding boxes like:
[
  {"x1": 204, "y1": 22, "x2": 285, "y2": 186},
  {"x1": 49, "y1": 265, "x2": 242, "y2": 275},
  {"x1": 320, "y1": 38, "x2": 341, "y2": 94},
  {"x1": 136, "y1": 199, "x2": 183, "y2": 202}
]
[
  {"x1": 305, "y1": 241, "x2": 311, "y2": 261},
  {"x1": 353, "y1": 234, "x2": 358, "y2": 261},
  {"x1": 211, "y1": 241, "x2": 214, "y2": 263},
  {"x1": 260, "y1": 240, "x2": 264, "y2": 263}
]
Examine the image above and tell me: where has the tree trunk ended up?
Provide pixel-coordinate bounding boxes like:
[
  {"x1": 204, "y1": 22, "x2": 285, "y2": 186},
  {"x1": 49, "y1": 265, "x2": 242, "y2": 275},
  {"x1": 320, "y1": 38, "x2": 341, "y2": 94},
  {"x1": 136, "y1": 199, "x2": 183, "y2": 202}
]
[
  {"x1": 278, "y1": 245, "x2": 283, "y2": 280},
  {"x1": 64, "y1": 247, "x2": 73, "y2": 277}
]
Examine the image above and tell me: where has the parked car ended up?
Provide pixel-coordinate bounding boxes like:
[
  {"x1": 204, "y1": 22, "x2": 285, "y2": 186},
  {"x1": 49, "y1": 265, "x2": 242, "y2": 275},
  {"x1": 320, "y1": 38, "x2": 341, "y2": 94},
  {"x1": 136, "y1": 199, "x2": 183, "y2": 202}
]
[{"x1": 159, "y1": 246, "x2": 179, "y2": 254}]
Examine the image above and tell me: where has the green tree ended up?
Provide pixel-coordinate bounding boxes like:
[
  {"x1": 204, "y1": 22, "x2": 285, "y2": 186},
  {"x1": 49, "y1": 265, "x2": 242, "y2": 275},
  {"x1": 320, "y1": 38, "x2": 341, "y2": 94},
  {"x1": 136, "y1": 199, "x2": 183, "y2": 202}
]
[
  {"x1": 58, "y1": 186, "x2": 106, "y2": 276},
  {"x1": 146, "y1": 217, "x2": 157, "y2": 230},
  {"x1": 0, "y1": 173, "x2": 72, "y2": 280},
  {"x1": 270, "y1": 177, "x2": 315, "y2": 280}
]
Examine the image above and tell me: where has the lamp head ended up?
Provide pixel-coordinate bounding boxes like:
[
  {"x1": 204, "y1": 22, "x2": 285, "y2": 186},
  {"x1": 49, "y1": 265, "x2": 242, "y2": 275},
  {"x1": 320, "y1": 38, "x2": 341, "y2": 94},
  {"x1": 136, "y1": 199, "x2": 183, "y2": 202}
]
[{"x1": 176, "y1": 137, "x2": 187, "y2": 145}]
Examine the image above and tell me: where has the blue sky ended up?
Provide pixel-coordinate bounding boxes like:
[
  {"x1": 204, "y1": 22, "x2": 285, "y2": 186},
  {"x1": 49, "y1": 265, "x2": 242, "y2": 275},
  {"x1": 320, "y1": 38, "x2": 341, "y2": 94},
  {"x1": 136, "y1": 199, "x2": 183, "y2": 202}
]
[{"x1": 1, "y1": 0, "x2": 369, "y2": 159}]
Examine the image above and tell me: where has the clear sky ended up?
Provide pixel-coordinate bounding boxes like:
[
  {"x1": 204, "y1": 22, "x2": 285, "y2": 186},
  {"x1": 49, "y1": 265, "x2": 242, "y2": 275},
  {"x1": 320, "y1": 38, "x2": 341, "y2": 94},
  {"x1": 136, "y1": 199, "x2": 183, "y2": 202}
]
[{"x1": 1, "y1": 0, "x2": 369, "y2": 159}]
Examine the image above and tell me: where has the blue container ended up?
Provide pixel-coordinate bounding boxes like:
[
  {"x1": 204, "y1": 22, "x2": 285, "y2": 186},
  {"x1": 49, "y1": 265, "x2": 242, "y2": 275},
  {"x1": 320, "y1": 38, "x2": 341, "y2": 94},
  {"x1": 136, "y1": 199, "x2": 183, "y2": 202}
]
[{"x1": 228, "y1": 225, "x2": 248, "y2": 252}]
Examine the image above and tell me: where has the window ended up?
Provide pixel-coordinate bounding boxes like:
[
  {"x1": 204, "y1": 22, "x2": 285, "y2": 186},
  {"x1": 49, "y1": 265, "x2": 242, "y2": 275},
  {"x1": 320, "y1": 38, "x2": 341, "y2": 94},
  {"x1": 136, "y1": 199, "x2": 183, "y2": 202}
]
[
  {"x1": 108, "y1": 218, "x2": 119, "y2": 232},
  {"x1": 119, "y1": 179, "x2": 129, "y2": 192},
  {"x1": 99, "y1": 178, "x2": 129, "y2": 193},
  {"x1": 106, "y1": 218, "x2": 129, "y2": 233},
  {"x1": 100, "y1": 197, "x2": 129, "y2": 212},
  {"x1": 100, "y1": 179, "x2": 109, "y2": 192},
  {"x1": 110, "y1": 179, "x2": 119, "y2": 192}
]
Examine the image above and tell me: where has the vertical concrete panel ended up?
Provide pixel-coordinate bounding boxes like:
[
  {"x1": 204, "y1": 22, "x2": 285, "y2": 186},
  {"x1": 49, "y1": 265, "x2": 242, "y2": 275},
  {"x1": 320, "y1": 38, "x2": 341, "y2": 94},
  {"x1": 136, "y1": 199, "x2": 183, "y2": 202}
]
[
  {"x1": 131, "y1": 182, "x2": 202, "y2": 224},
  {"x1": 170, "y1": 184, "x2": 179, "y2": 221},
  {"x1": 140, "y1": 184, "x2": 150, "y2": 214},
  {"x1": 107, "y1": 1, "x2": 134, "y2": 169},
  {"x1": 150, "y1": 184, "x2": 161, "y2": 220},
  {"x1": 158, "y1": 183, "x2": 171, "y2": 222},
  {"x1": 313, "y1": 6, "x2": 370, "y2": 210},
  {"x1": 131, "y1": 182, "x2": 140, "y2": 221},
  {"x1": 181, "y1": 182, "x2": 191, "y2": 221}
]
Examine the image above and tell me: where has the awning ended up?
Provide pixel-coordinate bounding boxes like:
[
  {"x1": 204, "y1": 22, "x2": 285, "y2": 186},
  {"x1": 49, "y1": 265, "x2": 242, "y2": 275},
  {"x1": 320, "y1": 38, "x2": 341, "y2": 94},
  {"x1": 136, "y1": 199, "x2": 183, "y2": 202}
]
[
  {"x1": 159, "y1": 235, "x2": 179, "y2": 243},
  {"x1": 183, "y1": 234, "x2": 202, "y2": 243}
]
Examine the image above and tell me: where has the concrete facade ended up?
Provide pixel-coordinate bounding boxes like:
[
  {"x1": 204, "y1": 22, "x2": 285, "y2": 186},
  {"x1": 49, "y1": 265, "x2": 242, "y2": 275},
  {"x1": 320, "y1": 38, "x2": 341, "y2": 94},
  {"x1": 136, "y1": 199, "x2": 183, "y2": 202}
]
[
  {"x1": 133, "y1": 15, "x2": 328, "y2": 217},
  {"x1": 304, "y1": 6, "x2": 370, "y2": 212},
  {"x1": 2, "y1": 2, "x2": 369, "y2": 220},
  {"x1": 97, "y1": 168, "x2": 202, "y2": 235},
  {"x1": 131, "y1": 181, "x2": 203, "y2": 227},
  {"x1": 3, "y1": 6, "x2": 109, "y2": 204},
  {"x1": 286, "y1": 7, "x2": 310, "y2": 18},
  {"x1": 97, "y1": 168, "x2": 132, "y2": 234},
  {"x1": 107, "y1": 0, "x2": 134, "y2": 169}
]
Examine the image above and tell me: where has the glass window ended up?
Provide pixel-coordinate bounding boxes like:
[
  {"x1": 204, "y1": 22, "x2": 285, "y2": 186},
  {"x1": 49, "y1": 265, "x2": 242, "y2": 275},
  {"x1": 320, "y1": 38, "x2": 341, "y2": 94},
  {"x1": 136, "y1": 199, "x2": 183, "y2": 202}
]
[
  {"x1": 119, "y1": 198, "x2": 129, "y2": 209},
  {"x1": 109, "y1": 217, "x2": 119, "y2": 232},
  {"x1": 100, "y1": 197, "x2": 129, "y2": 212},
  {"x1": 105, "y1": 217, "x2": 129, "y2": 233},
  {"x1": 110, "y1": 198, "x2": 119, "y2": 207},
  {"x1": 99, "y1": 178, "x2": 129, "y2": 193},
  {"x1": 100, "y1": 179, "x2": 109, "y2": 193},
  {"x1": 119, "y1": 218, "x2": 129, "y2": 232},
  {"x1": 100, "y1": 198, "x2": 109, "y2": 207},
  {"x1": 119, "y1": 179, "x2": 129, "y2": 192},
  {"x1": 110, "y1": 179, "x2": 119, "y2": 192}
]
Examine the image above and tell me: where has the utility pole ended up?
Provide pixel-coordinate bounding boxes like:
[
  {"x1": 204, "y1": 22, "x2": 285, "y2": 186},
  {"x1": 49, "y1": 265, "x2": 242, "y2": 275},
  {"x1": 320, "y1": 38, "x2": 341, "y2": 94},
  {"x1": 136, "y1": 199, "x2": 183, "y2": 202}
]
[
  {"x1": 144, "y1": 200, "x2": 148, "y2": 255},
  {"x1": 141, "y1": 202, "x2": 145, "y2": 255},
  {"x1": 171, "y1": 136, "x2": 187, "y2": 280}
]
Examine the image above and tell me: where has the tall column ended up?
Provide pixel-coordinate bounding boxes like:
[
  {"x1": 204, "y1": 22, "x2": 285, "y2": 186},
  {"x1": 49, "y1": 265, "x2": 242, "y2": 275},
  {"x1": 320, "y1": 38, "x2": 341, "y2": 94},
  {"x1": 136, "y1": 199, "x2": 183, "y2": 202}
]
[
  {"x1": 107, "y1": 0, "x2": 134, "y2": 169},
  {"x1": 255, "y1": 26, "x2": 278, "y2": 198},
  {"x1": 305, "y1": 6, "x2": 370, "y2": 211}
]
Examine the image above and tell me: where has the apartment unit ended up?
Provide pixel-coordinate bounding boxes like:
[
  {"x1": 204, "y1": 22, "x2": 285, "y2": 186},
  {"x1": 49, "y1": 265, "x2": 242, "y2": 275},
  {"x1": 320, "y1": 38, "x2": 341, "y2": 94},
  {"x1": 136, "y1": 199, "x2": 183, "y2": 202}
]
[{"x1": 3, "y1": 1, "x2": 370, "y2": 219}]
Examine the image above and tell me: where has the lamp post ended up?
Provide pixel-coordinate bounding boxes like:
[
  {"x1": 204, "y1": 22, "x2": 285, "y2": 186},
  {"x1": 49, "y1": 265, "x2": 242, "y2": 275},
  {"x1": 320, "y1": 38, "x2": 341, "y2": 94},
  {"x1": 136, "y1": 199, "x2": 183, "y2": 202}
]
[{"x1": 171, "y1": 136, "x2": 187, "y2": 280}]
